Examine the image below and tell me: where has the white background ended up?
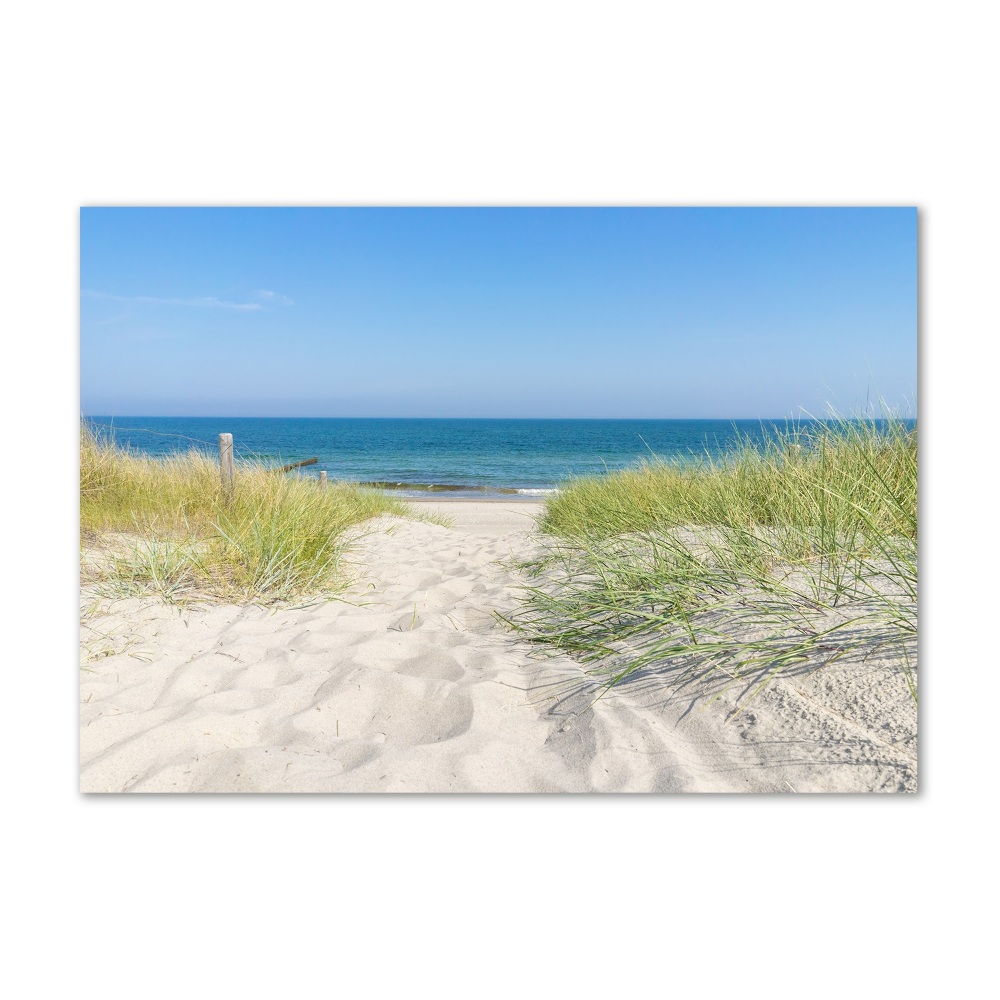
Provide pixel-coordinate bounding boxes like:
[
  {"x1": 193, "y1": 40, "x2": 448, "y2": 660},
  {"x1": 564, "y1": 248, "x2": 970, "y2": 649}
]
[{"x1": 2, "y1": 1, "x2": 993, "y2": 996}]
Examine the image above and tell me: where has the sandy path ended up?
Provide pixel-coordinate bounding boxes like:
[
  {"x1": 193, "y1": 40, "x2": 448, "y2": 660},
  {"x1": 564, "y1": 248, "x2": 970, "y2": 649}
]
[{"x1": 80, "y1": 502, "x2": 916, "y2": 792}]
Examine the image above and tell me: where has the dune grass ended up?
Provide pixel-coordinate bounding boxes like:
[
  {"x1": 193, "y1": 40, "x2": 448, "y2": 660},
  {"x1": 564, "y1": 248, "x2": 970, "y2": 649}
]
[
  {"x1": 501, "y1": 416, "x2": 917, "y2": 709},
  {"x1": 80, "y1": 421, "x2": 411, "y2": 604}
]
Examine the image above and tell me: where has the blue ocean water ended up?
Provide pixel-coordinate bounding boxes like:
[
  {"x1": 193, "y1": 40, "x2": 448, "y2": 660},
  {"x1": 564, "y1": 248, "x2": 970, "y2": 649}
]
[{"x1": 83, "y1": 417, "x2": 905, "y2": 499}]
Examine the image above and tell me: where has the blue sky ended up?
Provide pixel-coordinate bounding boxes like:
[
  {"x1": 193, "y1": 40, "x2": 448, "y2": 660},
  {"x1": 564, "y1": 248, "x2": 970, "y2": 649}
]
[{"x1": 80, "y1": 208, "x2": 916, "y2": 418}]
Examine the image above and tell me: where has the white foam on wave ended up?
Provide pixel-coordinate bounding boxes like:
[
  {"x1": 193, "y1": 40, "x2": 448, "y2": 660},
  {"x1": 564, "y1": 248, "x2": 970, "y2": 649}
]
[{"x1": 515, "y1": 488, "x2": 560, "y2": 495}]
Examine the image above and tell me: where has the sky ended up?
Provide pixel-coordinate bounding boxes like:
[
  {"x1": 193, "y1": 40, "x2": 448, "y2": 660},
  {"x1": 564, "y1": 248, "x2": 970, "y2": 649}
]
[{"x1": 80, "y1": 207, "x2": 917, "y2": 419}]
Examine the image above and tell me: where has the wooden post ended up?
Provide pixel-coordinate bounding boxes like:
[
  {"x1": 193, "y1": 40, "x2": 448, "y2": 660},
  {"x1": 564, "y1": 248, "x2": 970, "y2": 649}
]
[
  {"x1": 218, "y1": 433, "x2": 234, "y2": 498},
  {"x1": 319, "y1": 471, "x2": 327, "y2": 488}
]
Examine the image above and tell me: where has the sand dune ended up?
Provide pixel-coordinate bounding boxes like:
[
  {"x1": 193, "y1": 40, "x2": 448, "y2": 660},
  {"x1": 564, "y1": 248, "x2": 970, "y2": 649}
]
[{"x1": 80, "y1": 502, "x2": 916, "y2": 792}]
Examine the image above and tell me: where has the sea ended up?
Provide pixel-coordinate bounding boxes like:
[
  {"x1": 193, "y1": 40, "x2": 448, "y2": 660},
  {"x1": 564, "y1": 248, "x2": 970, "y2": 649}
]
[{"x1": 83, "y1": 417, "x2": 902, "y2": 499}]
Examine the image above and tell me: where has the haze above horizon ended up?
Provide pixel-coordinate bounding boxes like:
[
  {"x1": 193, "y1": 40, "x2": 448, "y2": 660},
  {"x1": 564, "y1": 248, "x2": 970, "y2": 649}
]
[{"x1": 81, "y1": 207, "x2": 917, "y2": 419}]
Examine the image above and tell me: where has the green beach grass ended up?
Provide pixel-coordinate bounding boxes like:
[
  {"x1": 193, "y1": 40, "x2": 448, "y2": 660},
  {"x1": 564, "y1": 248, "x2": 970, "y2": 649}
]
[
  {"x1": 501, "y1": 415, "x2": 917, "y2": 709},
  {"x1": 80, "y1": 421, "x2": 412, "y2": 605}
]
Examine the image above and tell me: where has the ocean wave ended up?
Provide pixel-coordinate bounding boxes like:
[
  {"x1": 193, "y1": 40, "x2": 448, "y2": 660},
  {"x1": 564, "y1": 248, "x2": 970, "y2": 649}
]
[{"x1": 359, "y1": 480, "x2": 558, "y2": 496}]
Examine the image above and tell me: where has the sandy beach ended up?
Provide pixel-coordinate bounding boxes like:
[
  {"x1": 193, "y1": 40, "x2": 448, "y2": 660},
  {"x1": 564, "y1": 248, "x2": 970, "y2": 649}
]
[{"x1": 80, "y1": 501, "x2": 916, "y2": 792}]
